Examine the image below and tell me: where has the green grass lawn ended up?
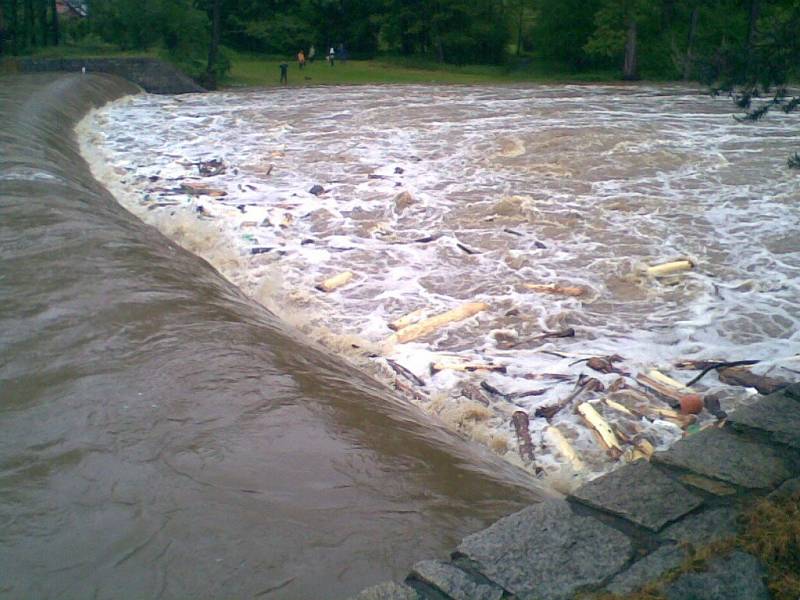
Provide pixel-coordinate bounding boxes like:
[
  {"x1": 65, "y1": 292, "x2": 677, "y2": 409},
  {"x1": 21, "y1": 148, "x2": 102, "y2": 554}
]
[{"x1": 226, "y1": 54, "x2": 620, "y2": 88}]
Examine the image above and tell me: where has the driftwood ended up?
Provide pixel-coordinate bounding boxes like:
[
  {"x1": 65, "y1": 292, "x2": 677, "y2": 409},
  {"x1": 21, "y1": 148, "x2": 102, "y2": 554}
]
[
  {"x1": 636, "y1": 373, "x2": 702, "y2": 408},
  {"x1": 545, "y1": 426, "x2": 585, "y2": 471},
  {"x1": 680, "y1": 359, "x2": 762, "y2": 387},
  {"x1": 387, "y1": 302, "x2": 489, "y2": 344},
  {"x1": 460, "y1": 383, "x2": 491, "y2": 406},
  {"x1": 388, "y1": 308, "x2": 427, "y2": 332},
  {"x1": 456, "y1": 242, "x2": 481, "y2": 255},
  {"x1": 497, "y1": 328, "x2": 576, "y2": 350},
  {"x1": 479, "y1": 381, "x2": 546, "y2": 402},
  {"x1": 394, "y1": 377, "x2": 429, "y2": 403},
  {"x1": 577, "y1": 403, "x2": 623, "y2": 458},
  {"x1": 180, "y1": 181, "x2": 227, "y2": 197},
  {"x1": 385, "y1": 359, "x2": 425, "y2": 387},
  {"x1": 430, "y1": 361, "x2": 507, "y2": 374},
  {"x1": 604, "y1": 398, "x2": 635, "y2": 416},
  {"x1": 634, "y1": 437, "x2": 655, "y2": 459},
  {"x1": 572, "y1": 355, "x2": 626, "y2": 375},
  {"x1": 718, "y1": 366, "x2": 790, "y2": 395},
  {"x1": 511, "y1": 411, "x2": 536, "y2": 464},
  {"x1": 523, "y1": 283, "x2": 587, "y2": 297},
  {"x1": 703, "y1": 392, "x2": 728, "y2": 420},
  {"x1": 535, "y1": 376, "x2": 604, "y2": 420},
  {"x1": 411, "y1": 233, "x2": 443, "y2": 244},
  {"x1": 316, "y1": 271, "x2": 354, "y2": 293},
  {"x1": 646, "y1": 259, "x2": 694, "y2": 278}
]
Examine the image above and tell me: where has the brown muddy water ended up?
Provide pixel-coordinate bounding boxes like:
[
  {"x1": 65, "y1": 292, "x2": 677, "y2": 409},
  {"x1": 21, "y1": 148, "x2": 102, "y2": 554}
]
[{"x1": 0, "y1": 74, "x2": 541, "y2": 600}]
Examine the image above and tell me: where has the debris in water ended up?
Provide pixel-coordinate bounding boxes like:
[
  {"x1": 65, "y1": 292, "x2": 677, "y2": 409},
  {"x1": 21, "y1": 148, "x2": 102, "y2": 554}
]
[
  {"x1": 717, "y1": 366, "x2": 790, "y2": 395},
  {"x1": 511, "y1": 410, "x2": 536, "y2": 466},
  {"x1": 386, "y1": 302, "x2": 489, "y2": 344},
  {"x1": 523, "y1": 283, "x2": 587, "y2": 297},
  {"x1": 315, "y1": 271, "x2": 354, "y2": 293},
  {"x1": 194, "y1": 158, "x2": 226, "y2": 177},
  {"x1": 385, "y1": 359, "x2": 426, "y2": 387},
  {"x1": 646, "y1": 258, "x2": 694, "y2": 278},
  {"x1": 309, "y1": 184, "x2": 325, "y2": 196}
]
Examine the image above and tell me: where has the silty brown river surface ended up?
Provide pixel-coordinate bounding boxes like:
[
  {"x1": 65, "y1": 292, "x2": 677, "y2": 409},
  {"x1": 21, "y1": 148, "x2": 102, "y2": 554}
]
[
  {"x1": 0, "y1": 74, "x2": 540, "y2": 600},
  {"x1": 2, "y1": 73, "x2": 799, "y2": 599}
]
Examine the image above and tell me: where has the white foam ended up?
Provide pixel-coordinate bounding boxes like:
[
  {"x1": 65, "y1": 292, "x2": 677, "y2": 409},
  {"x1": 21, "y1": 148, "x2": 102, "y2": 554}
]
[{"x1": 78, "y1": 84, "x2": 800, "y2": 486}]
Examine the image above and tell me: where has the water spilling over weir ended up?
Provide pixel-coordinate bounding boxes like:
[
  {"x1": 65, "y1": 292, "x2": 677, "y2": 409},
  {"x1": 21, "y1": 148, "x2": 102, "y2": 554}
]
[
  {"x1": 80, "y1": 82, "x2": 800, "y2": 482},
  {"x1": 0, "y1": 74, "x2": 540, "y2": 599}
]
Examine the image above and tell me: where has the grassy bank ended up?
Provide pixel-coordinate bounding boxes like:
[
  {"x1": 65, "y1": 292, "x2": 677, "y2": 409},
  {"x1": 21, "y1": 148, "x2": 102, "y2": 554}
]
[
  {"x1": 227, "y1": 53, "x2": 620, "y2": 88},
  {"x1": 7, "y1": 45, "x2": 622, "y2": 87}
]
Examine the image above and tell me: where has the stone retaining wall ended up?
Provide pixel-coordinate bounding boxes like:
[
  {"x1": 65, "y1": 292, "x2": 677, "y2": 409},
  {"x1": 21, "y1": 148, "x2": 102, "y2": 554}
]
[
  {"x1": 11, "y1": 57, "x2": 205, "y2": 95},
  {"x1": 353, "y1": 383, "x2": 800, "y2": 600}
]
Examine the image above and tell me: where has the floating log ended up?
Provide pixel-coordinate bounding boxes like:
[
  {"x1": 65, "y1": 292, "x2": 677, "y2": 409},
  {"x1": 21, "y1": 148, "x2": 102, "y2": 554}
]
[
  {"x1": 497, "y1": 327, "x2": 576, "y2": 350},
  {"x1": 180, "y1": 182, "x2": 227, "y2": 197},
  {"x1": 385, "y1": 359, "x2": 425, "y2": 387},
  {"x1": 430, "y1": 361, "x2": 507, "y2": 374},
  {"x1": 387, "y1": 302, "x2": 489, "y2": 344},
  {"x1": 646, "y1": 259, "x2": 694, "y2": 278},
  {"x1": 718, "y1": 366, "x2": 790, "y2": 395},
  {"x1": 636, "y1": 373, "x2": 702, "y2": 408},
  {"x1": 315, "y1": 271, "x2": 354, "y2": 293},
  {"x1": 523, "y1": 283, "x2": 587, "y2": 297},
  {"x1": 577, "y1": 403, "x2": 622, "y2": 457},
  {"x1": 634, "y1": 437, "x2": 655, "y2": 459},
  {"x1": 604, "y1": 398, "x2": 635, "y2": 416},
  {"x1": 456, "y1": 242, "x2": 481, "y2": 255},
  {"x1": 674, "y1": 358, "x2": 727, "y2": 371},
  {"x1": 460, "y1": 383, "x2": 491, "y2": 406},
  {"x1": 388, "y1": 308, "x2": 427, "y2": 332},
  {"x1": 646, "y1": 369, "x2": 690, "y2": 390},
  {"x1": 545, "y1": 426, "x2": 585, "y2": 471},
  {"x1": 586, "y1": 356, "x2": 627, "y2": 375},
  {"x1": 511, "y1": 411, "x2": 536, "y2": 464},
  {"x1": 535, "y1": 376, "x2": 604, "y2": 419},
  {"x1": 479, "y1": 381, "x2": 546, "y2": 402}
]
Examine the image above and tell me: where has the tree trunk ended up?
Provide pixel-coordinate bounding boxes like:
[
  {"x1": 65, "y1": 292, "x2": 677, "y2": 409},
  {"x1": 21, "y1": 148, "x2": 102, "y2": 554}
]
[
  {"x1": 683, "y1": 5, "x2": 699, "y2": 80},
  {"x1": 38, "y1": 0, "x2": 47, "y2": 46},
  {"x1": 622, "y1": 16, "x2": 639, "y2": 80},
  {"x1": 23, "y1": 0, "x2": 33, "y2": 47},
  {"x1": 205, "y1": 0, "x2": 221, "y2": 90},
  {"x1": 10, "y1": 0, "x2": 18, "y2": 54},
  {"x1": 50, "y1": 0, "x2": 58, "y2": 45},
  {"x1": 746, "y1": 0, "x2": 760, "y2": 75},
  {"x1": 516, "y1": 1, "x2": 524, "y2": 56}
]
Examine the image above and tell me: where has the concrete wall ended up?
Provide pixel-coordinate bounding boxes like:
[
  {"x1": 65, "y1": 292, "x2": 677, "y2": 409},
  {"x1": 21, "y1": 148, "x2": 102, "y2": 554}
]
[{"x1": 13, "y1": 57, "x2": 205, "y2": 95}]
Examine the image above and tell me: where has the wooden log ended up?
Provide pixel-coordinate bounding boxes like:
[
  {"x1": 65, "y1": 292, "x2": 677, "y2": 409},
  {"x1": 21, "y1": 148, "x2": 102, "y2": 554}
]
[
  {"x1": 718, "y1": 366, "x2": 790, "y2": 395},
  {"x1": 634, "y1": 437, "x2": 655, "y2": 458},
  {"x1": 577, "y1": 403, "x2": 623, "y2": 456},
  {"x1": 511, "y1": 411, "x2": 536, "y2": 464},
  {"x1": 385, "y1": 359, "x2": 425, "y2": 387},
  {"x1": 388, "y1": 308, "x2": 427, "y2": 332},
  {"x1": 180, "y1": 181, "x2": 227, "y2": 197},
  {"x1": 497, "y1": 328, "x2": 575, "y2": 350},
  {"x1": 535, "y1": 376, "x2": 604, "y2": 420},
  {"x1": 604, "y1": 398, "x2": 635, "y2": 416},
  {"x1": 545, "y1": 426, "x2": 585, "y2": 471},
  {"x1": 646, "y1": 259, "x2": 694, "y2": 278},
  {"x1": 523, "y1": 283, "x2": 587, "y2": 297},
  {"x1": 315, "y1": 271, "x2": 354, "y2": 293},
  {"x1": 636, "y1": 373, "x2": 702, "y2": 408},
  {"x1": 459, "y1": 383, "x2": 491, "y2": 406},
  {"x1": 479, "y1": 381, "x2": 546, "y2": 402},
  {"x1": 430, "y1": 361, "x2": 507, "y2": 374},
  {"x1": 646, "y1": 369, "x2": 690, "y2": 390},
  {"x1": 387, "y1": 302, "x2": 489, "y2": 344}
]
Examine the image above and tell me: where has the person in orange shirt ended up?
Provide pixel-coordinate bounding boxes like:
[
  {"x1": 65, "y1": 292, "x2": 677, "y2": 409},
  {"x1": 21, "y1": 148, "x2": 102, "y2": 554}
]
[{"x1": 298, "y1": 50, "x2": 306, "y2": 69}]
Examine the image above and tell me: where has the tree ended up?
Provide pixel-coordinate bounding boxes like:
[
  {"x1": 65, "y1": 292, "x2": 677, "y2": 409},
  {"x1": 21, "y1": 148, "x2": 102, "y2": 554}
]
[
  {"x1": 205, "y1": 0, "x2": 220, "y2": 89},
  {"x1": 532, "y1": 0, "x2": 603, "y2": 69},
  {"x1": 584, "y1": 0, "x2": 658, "y2": 80}
]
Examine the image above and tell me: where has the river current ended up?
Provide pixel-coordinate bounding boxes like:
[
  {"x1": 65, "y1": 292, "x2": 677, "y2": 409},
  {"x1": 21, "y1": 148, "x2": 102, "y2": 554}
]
[
  {"x1": 0, "y1": 74, "x2": 540, "y2": 600},
  {"x1": 79, "y1": 83, "x2": 800, "y2": 481}
]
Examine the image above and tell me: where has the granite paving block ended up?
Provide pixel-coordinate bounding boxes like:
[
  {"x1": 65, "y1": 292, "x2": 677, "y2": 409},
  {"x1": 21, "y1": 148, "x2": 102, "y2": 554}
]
[
  {"x1": 352, "y1": 582, "x2": 421, "y2": 600},
  {"x1": 659, "y1": 507, "x2": 740, "y2": 547},
  {"x1": 606, "y1": 544, "x2": 685, "y2": 596},
  {"x1": 728, "y1": 393, "x2": 800, "y2": 448},
  {"x1": 664, "y1": 551, "x2": 769, "y2": 600},
  {"x1": 411, "y1": 560, "x2": 503, "y2": 600},
  {"x1": 570, "y1": 461, "x2": 703, "y2": 531},
  {"x1": 652, "y1": 428, "x2": 791, "y2": 489},
  {"x1": 456, "y1": 499, "x2": 633, "y2": 600}
]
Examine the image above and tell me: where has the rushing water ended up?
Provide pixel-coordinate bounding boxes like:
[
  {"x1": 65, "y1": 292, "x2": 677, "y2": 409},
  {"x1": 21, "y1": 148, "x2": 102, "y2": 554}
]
[
  {"x1": 0, "y1": 74, "x2": 542, "y2": 600},
  {"x1": 80, "y1": 83, "x2": 800, "y2": 481}
]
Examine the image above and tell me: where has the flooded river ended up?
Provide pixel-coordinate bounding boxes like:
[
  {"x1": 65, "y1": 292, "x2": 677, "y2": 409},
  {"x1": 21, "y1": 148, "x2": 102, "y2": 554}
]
[
  {"x1": 0, "y1": 74, "x2": 540, "y2": 600},
  {"x1": 80, "y1": 82, "x2": 800, "y2": 482}
]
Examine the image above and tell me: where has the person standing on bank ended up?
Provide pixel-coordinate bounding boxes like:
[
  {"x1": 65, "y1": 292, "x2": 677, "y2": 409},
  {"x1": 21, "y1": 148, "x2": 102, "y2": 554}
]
[
  {"x1": 328, "y1": 46, "x2": 335, "y2": 66},
  {"x1": 297, "y1": 50, "x2": 306, "y2": 69},
  {"x1": 308, "y1": 45, "x2": 316, "y2": 63},
  {"x1": 279, "y1": 62, "x2": 288, "y2": 85}
]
